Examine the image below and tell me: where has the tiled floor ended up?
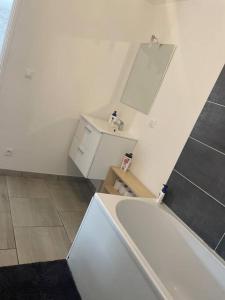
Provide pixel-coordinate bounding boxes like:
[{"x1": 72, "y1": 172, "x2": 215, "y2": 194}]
[{"x1": 0, "y1": 175, "x2": 94, "y2": 266}]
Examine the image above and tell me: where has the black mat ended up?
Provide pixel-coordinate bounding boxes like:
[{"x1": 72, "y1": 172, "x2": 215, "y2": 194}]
[{"x1": 0, "y1": 259, "x2": 81, "y2": 300}]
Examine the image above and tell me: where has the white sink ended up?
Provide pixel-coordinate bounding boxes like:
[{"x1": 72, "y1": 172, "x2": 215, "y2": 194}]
[{"x1": 81, "y1": 114, "x2": 137, "y2": 141}]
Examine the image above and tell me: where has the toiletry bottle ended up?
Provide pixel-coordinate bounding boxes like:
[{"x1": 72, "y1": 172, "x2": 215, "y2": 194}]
[
  {"x1": 124, "y1": 189, "x2": 134, "y2": 197},
  {"x1": 121, "y1": 153, "x2": 133, "y2": 172},
  {"x1": 157, "y1": 184, "x2": 168, "y2": 204},
  {"x1": 108, "y1": 111, "x2": 117, "y2": 124},
  {"x1": 118, "y1": 183, "x2": 127, "y2": 195},
  {"x1": 114, "y1": 179, "x2": 123, "y2": 191}
]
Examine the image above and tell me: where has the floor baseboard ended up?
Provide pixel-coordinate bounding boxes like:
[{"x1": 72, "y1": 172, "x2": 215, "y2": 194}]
[{"x1": 0, "y1": 168, "x2": 86, "y2": 181}]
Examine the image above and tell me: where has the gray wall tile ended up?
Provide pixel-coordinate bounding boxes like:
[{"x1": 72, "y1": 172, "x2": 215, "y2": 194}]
[
  {"x1": 191, "y1": 101, "x2": 225, "y2": 153},
  {"x1": 165, "y1": 64, "x2": 225, "y2": 261},
  {"x1": 208, "y1": 65, "x2": 225, "y2": 105},
  {"x1": 175, "y1": 138, "x2": 225, "y2": 205},
  {"x1": 215, "y1": 236, "x2": 225, "y2": 260},
  {"x1": 165, "y1": 171, "x2": 225, "y2": 249}
]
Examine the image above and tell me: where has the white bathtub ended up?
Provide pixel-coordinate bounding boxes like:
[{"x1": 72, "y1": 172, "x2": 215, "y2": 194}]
[{"x1": 68, "y1": 193, "x2": 225, "y2": 300}]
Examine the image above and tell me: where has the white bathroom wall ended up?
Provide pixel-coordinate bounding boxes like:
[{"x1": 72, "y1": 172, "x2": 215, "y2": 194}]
[
  {"x1": 0, "y1": 0, "x2": 153, "y2": 175},
  {"x1": 130, "y1": 0, "x2": 225, "y2": 194}
]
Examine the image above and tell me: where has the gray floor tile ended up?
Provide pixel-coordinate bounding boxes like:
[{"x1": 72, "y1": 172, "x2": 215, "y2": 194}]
[
  {"x1": 27, "y1": 178, "x2": 50, "y2": 197},
  {"x1": 47, "y1": 180, "x2": 88, "y2": 212},
  {"x1": 59, "y1": 211, "x2": 85, "y2": 242},
  {"x1": 21, "y1": 172, "x2": 58, "y2": 179},
  {"x1": 0, "y1": 176, "x2": 10, "y2": 212},
  {"x1": 0, "y1": 213, "x2": 15, "y2": 249},
  {"x1": 1, "y1": 174, "x2": 93, "y2": 264},
  {"x1": 7, "y1": 176, "x2": 50, "y2": 198},
  {"x1": 73, "y1": 180, "x2": 94, "y2": 204},
  {"x1": 15, "y1": 227, "x2": 71, "y2": 264},
  {"x1": 10, "y1": 197, "x2": 62, "y2": 227},
  {"x1": 0, "y1": 170, "x2": 22, "y2": 176},
  {"x1": 7, "y1": 176, "x2": 28, "y2": 197},
  {"x1": 0, "y1": 249, "x2": 18, "y2": 266}
]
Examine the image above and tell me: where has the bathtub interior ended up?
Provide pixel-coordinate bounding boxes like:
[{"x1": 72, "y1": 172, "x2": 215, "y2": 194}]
[{"x1": 116, "y1": 199, "x2": 225, "y2": 300}]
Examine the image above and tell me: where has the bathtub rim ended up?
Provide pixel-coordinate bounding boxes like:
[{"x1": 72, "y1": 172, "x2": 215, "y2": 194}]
[
  {"x1": 93, "y1": 193, "x2": 174, "y2": 300},
  {"x1": 162, "y1": 203, "x2": 225, "y2": 268}
]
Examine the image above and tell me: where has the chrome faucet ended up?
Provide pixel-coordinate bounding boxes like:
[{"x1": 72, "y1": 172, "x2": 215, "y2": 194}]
[{"x1": 113, "y1": 117, "x2": 124, "y2": 131}]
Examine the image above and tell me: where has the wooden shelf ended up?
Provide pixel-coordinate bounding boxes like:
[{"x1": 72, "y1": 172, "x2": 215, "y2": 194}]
[
  {"x1": 103, "y1": 184, "x2": 120, "y2": 195},
  {"x1": 101, "y1": 166, "x2": 155, "y2": 198}
]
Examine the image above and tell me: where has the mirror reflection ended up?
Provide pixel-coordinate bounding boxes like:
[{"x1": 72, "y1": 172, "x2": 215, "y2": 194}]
[{"x1": 121, "y1": 43, "x2": 176, "y2": 114}]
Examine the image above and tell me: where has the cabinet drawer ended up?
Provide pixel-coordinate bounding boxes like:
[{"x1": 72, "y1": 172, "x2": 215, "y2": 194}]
[
  {"x1": 69, "y1": 115, "x2": 137, "y2": 179},
  {"x1": 69, "y1": 118, "x2": 101, "y2": 177},
  {"x1": 75, "y1": 117, "x2": 90, "y2": 142}
]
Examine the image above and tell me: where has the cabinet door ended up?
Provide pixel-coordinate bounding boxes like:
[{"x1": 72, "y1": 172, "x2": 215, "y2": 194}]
[
  {"x1": 88, "y1": 134, "x2": 137, "y2": 180},
  {"x1": 69, "y1": 118, "x2": 101, "y2": 177}
]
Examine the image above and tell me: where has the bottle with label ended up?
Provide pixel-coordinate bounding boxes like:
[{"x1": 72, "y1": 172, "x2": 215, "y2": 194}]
[{"x1": 121, "y1": 153, "x2": 133, "y2": 172}]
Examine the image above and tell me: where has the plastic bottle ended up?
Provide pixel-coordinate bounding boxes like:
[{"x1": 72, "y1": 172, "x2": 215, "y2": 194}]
[
  {"x1": 121, "y1": 153, "x2": 133, "y2": 172},
  {"x1": 114, "y1": 179, "x2": 123, "y2": 191},
  {"x1": 118, "y1": 184, "x2": 127, "y2": 195},
  {"x1": 157, "y1": 184, "x2": 168, "y2": 204}
]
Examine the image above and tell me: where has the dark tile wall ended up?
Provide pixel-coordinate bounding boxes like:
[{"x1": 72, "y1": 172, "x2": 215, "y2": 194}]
[{"x1": 164, "y1": 65, "x2": 225, "y2": 260}]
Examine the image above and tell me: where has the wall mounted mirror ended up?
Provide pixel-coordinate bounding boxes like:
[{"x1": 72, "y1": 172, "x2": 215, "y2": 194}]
[{"x1": 121, "y1": 43, "x2": 176, "y2": 114}]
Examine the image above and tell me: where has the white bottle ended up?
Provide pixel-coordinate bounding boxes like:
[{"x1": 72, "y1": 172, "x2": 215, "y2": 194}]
[
  {"x1": 118, "y1": 184, "x2": 127, "y2": 195},
  {"x1": 124, "y1": 189, "x2": 134, "y2": 197},
  {"x1": 156, "y1": 184, "x2": 168, "y2": 204},
  {"x1": 157, "y1": 191, "x2": 165, "y2": 204},
  {"x1": 114, "y1": 179, "x2": 123, "y2": 191}
]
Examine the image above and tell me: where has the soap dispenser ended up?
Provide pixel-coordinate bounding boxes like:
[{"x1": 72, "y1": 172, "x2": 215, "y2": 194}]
[{"x1": 108, "y1": 111, "x2": 117, "y2": 124}]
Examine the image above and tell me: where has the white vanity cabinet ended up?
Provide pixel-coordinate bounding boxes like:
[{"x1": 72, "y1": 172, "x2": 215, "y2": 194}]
[{"x1": 69, "y1": 115, "x2": 137, "y2": 180}]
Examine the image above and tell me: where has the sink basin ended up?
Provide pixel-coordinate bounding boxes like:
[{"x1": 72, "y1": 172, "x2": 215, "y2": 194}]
[{"x1": 81, "y1": 114, "x2": 137, "y2": 141}]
